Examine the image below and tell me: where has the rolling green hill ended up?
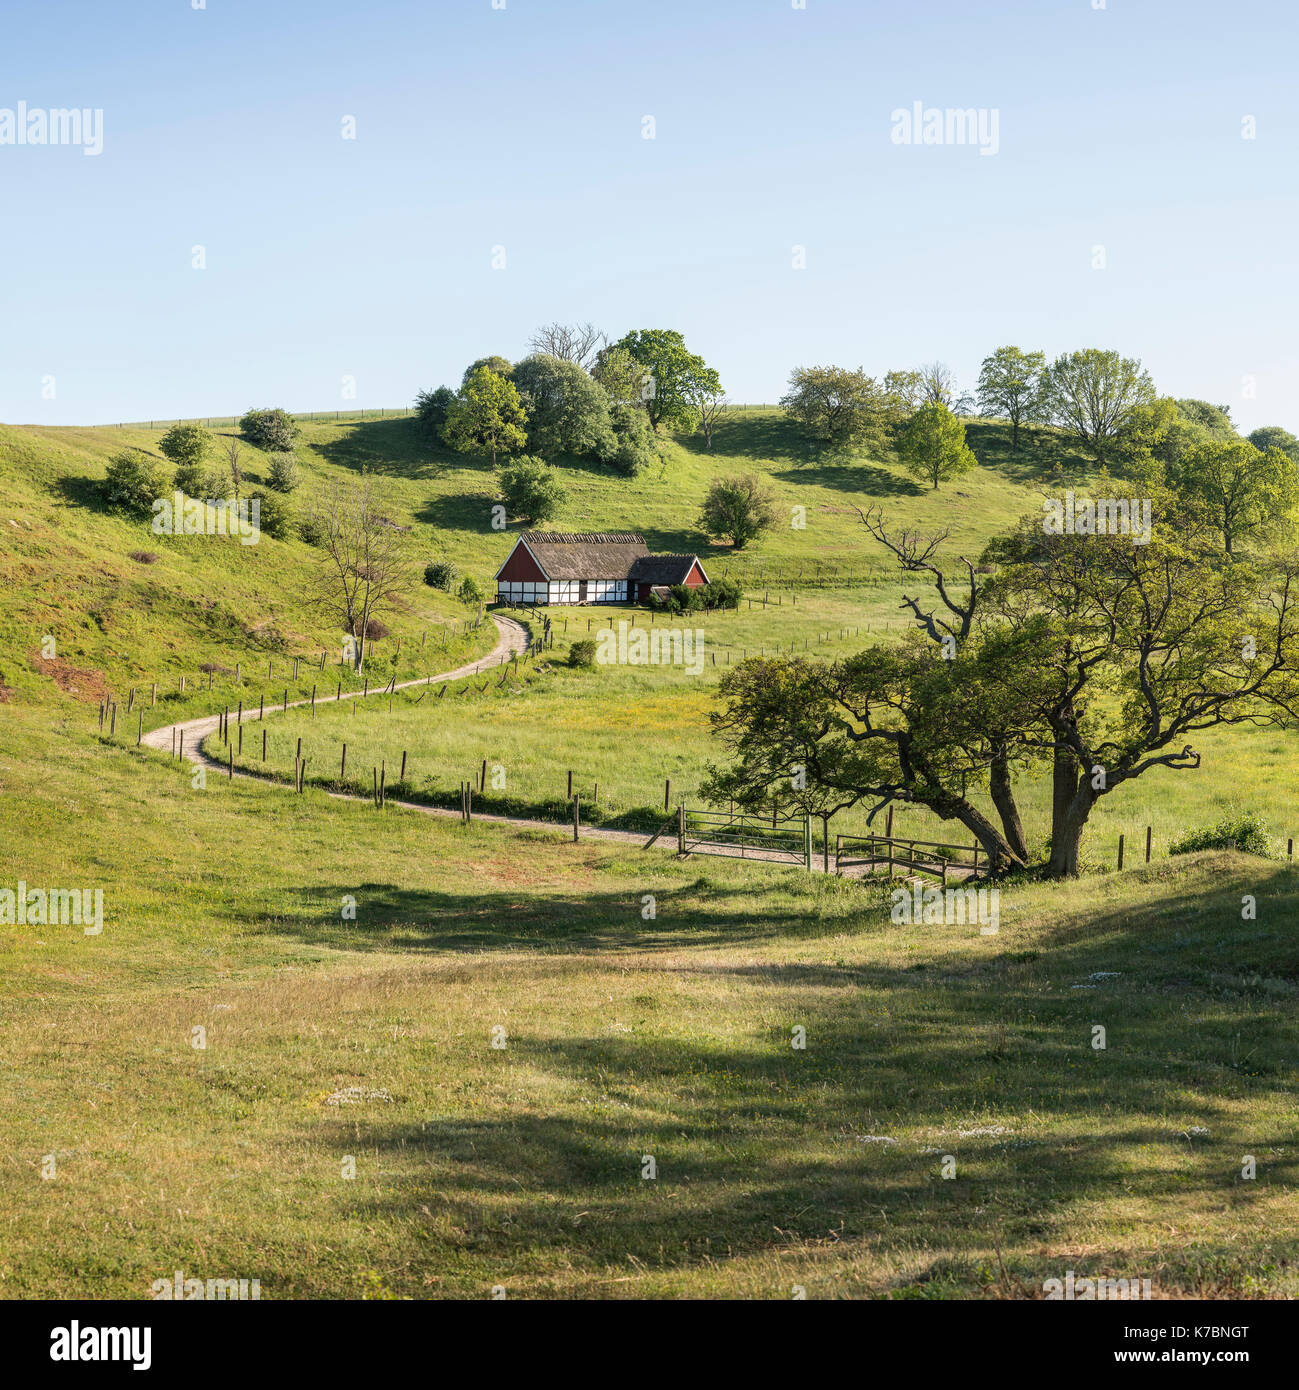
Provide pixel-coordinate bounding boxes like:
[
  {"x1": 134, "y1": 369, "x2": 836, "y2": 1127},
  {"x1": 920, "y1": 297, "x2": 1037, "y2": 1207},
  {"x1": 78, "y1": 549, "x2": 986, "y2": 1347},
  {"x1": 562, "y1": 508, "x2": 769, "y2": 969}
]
[{"x1": 2, "y1": 407, "x2": 1297, "y2": 1299}]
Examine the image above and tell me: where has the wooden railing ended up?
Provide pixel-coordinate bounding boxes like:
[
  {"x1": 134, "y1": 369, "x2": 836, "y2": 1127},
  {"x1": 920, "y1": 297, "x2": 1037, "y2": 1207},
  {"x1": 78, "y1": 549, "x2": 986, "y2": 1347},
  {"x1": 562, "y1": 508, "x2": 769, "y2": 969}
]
[{"x1": 834, "y1": 834, "x2": 984, "y2": 883}]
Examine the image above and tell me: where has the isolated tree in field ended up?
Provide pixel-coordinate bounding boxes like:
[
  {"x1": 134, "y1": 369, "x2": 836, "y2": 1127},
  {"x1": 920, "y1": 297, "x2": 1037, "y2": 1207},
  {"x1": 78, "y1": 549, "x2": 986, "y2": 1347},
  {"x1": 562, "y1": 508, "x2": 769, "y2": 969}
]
[
  {"x1": 780, "y1": 365, "x2": 900, "y2": 457},
  {"x1": 158, "y1": 423, "x2": 212, "y2": 472},
  {"x1": 498, "y1": 456, "x2": 566, "y2": 525},
  {"x1": 442, "y1": 365, "x2": 528, "y2": 466},
  {"x1": 512, "y1": 354, "x2": 615, "y2": 459},
  {"x1": 308, "y1": 475, "x2": 409, "y2": 674},
  {"x1": 984, "y1": 517, "x2": 1299, "y2": 876},
  {"x1": 1041, "y1": 350, "x2": 1155, "y2": 463},
  {"x1": 527, "y1": 322, "x2": 606, "y2": 371},
  {"x1": 698, "y1": 474, "x2": 776, "y2": 549},
  {"x1": 897, "y1": 402, "x2": 977, "y2": 490},
  {"x1": 1166, "y1": 437, "x2": 1297, "y2": 556},
  {"x1": 691, "y1": 389, "x2": 729, "y2": 448},
  {"x1": 1248, "y1": 425, "x2": 1299, "y2": 464},
  {"x1": 240, "y1": 408, "x2": 299, "y2": 452},
  {"x1": 610, "y1": 329, "x2": 722, "y2": 431},
  {"x1": 976, "y1": 346, "x2": 1046, "y2": 449},
  {"x1": 710, "y1": 503, "x2": 1299, "y2": 880},
  {"x1": 704, "y1": 643, "x2": 1038, "y2": 876}
]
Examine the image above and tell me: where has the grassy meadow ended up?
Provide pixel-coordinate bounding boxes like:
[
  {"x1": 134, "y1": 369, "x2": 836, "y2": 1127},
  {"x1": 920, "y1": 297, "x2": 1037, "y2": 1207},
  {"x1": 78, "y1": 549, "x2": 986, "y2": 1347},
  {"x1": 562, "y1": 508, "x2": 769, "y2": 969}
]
[{"x1": 2, "y1": 405, "x2": 1298, "y2": 1298}]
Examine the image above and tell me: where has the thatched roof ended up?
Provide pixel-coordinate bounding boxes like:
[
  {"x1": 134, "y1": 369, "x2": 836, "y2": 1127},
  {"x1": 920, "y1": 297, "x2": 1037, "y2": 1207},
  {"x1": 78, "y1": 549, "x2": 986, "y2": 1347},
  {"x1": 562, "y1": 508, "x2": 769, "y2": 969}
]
[
  {"x1": 628, "y1": 554, "x2": 706, "y2": 586},
  {"x1": 520, "y1": 531, "x2": 649, "y2": 580}
]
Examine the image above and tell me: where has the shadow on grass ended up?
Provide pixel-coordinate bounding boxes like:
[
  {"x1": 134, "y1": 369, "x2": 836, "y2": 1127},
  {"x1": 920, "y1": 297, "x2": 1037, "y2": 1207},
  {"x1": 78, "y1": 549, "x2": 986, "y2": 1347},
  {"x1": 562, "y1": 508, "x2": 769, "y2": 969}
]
[
  {"x1": 312, "y1": 417, "x2": 459, "y2": 482},
  {"x1": 770, "y1": 461, "x2": 925, "y2": 498},
  {"x1": 247, "y1": 875, "x2": 860, "y2": 953},
  {"x1": 307, "y1": 958, "x2": 1296, "y2": 1293},
  {"x1": 964, "y1": 421, "x2": 1098, "y2": 487}
]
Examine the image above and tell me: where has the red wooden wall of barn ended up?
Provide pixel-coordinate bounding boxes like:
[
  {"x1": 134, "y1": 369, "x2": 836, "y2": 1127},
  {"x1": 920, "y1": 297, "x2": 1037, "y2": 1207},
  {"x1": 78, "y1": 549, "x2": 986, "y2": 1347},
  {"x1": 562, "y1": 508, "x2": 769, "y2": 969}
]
[{"x1": 497, "y1": 541, "x2": 547, "y2": 581}]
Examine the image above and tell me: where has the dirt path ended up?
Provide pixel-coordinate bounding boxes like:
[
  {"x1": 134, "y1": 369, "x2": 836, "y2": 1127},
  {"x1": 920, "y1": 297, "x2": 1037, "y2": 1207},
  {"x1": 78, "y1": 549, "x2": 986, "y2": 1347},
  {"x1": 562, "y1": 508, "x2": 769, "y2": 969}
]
[
  {"x1": 141, "y1": 613, "x2": 528, "y2": 766},
  {"x1": 137, "y1": 614, "x2": 856, "y2": 870},
  {"x1": 138, "y1": 615, "x2": 684, "y2": 853}
]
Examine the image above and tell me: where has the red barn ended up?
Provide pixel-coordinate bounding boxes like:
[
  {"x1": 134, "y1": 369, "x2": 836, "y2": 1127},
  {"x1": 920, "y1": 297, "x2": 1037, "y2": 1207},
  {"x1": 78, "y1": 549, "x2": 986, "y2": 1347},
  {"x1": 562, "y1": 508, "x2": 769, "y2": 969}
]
[{"x1": 494, "y1": 531, "x2": 710, "y2": 606}]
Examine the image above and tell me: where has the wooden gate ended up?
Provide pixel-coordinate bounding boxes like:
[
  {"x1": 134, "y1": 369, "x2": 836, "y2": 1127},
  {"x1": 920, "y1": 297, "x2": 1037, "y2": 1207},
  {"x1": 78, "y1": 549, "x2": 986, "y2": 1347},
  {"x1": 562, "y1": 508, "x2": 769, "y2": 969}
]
[
  {"x1": 834, "y1": 834, "x2": 984, "y2": 883},
  {"x1": 676, "y1": 807, "x2": 812, "y2": 869}
]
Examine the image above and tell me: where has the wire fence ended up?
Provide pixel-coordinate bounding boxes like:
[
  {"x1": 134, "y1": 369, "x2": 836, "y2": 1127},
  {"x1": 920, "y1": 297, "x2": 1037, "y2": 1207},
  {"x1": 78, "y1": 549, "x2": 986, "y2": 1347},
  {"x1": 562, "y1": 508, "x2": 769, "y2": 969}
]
[{"x1": 101, "y1": 403, "x2": 786, "y2": 431}]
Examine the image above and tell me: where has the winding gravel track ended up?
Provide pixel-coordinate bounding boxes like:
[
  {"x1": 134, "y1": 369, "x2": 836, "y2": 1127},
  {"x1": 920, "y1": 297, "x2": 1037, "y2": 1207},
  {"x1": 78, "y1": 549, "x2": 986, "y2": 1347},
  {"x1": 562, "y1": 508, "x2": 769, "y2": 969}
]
[{"x1": 138, "y1": 614, "x2": 680, "y2": 852}]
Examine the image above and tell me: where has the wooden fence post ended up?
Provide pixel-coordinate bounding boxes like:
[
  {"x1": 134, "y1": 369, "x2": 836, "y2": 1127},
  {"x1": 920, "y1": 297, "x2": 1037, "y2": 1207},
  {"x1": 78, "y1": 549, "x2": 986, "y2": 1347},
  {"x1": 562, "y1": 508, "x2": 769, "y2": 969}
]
[
  {"x1": 1145, "y1": 826, "x2": 1152, "y2": 863},
  {"x1": 664, "y1": 778, "x2": 671, "y2": 813},
  {"x1": 238, "y1": 721, "x2": 243, "y2": 755},
  {"x1": 480, "y1": 758, "x2": 486, "y2": 792},
  {"x1": 262, "y1": 729, "x2": 267, "y2": 762},
  {"x1": 1117, "y1": 833, "x2": 1125, "y2": 870},
  {"x1": 400, "y1": 750, "x2": 407, "y2": 784},
  {"x1": 677, "y1": 804, "x2": 685, "y2": 855},
  {"x1": 573, "y1": 796, "x2": 580, "y2": 842},
  {"x1": 341, "y1": 743, "x2": 347, "y2": 779},
  {"x1": 137, "y1": 710, "x2": 143, "y2": 745}
]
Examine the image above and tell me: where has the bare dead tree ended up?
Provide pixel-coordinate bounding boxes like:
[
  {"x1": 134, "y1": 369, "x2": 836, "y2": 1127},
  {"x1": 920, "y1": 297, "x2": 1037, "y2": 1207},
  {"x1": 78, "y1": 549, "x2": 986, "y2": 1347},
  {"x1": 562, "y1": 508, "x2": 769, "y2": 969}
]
[
  {"x1": 225, "y1": 437, "x2": 243, "y2": 498},
  {"x1": 308, "y1": 475, "x2": 410, "y2": 674},
  {"x1": 918, "y1": 361, "x2": 957, "y2": 407},
  {"x1": 692, "y1": 390, "x2": 729, "y2": 449},
  {"x1": 527, "y1": 321, "x2": 607, "y2": 371},
  {"x1": 856, "y1": 505, "x2": 978, "y2": 641}
]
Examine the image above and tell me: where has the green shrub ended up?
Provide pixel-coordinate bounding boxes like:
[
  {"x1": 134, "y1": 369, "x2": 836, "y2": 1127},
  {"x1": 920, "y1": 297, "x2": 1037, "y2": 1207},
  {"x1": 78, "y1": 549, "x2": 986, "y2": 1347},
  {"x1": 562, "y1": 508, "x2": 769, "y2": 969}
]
[
  {"x1": 703, "y1": 577, "x2": 742, "y2": 610},
  {"x1": 457, "y1": 575, "x2": 482, "y2": 607},
  {"x1": 172, "y1": 460, "x2": 226, "y2": 499},
  {"x1": 100, "y1": 451, "x2": 169, "y2": 515},
  {"x1": 668, "y1": 582, "x2": 704, "y2": 612},
  {"x1": 266, "y1": 453, "x2": 300, "y2": 493},
  {"x1": 248, "y1": 490, "x2": 292, "y2": 540},
  {"x1": 157, "y1": 423, "x2": 212, "y2": 471},
  {"x1": 498, "y1": 455, "x2": 566, "y2": 526},
  {"x1": 424, "y1": 559, "x2": 457, "y2": 591},
  {"x1": 1169, "y1": 809, "x2": 1275, "y2": 858},
  {"x1": 568, "y1": 639, "x2": 597, "y2": 668},
  {"x1": 414, "y1": 386, "x2": 457, "y2": 436},
  {"x1": 240, "y1": 407, "x2": 299, "y2": 452},
  {"x1": 298, "y1": 514, "x2": 327, "y2": 547}
]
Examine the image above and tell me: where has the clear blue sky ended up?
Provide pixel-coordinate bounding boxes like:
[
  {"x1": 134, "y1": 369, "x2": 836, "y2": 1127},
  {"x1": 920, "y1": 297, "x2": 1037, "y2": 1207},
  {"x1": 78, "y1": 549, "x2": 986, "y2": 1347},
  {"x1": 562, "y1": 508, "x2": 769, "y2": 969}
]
[{"x1": 3, "y1": 0, "x2": 1297, "y2": 430}]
